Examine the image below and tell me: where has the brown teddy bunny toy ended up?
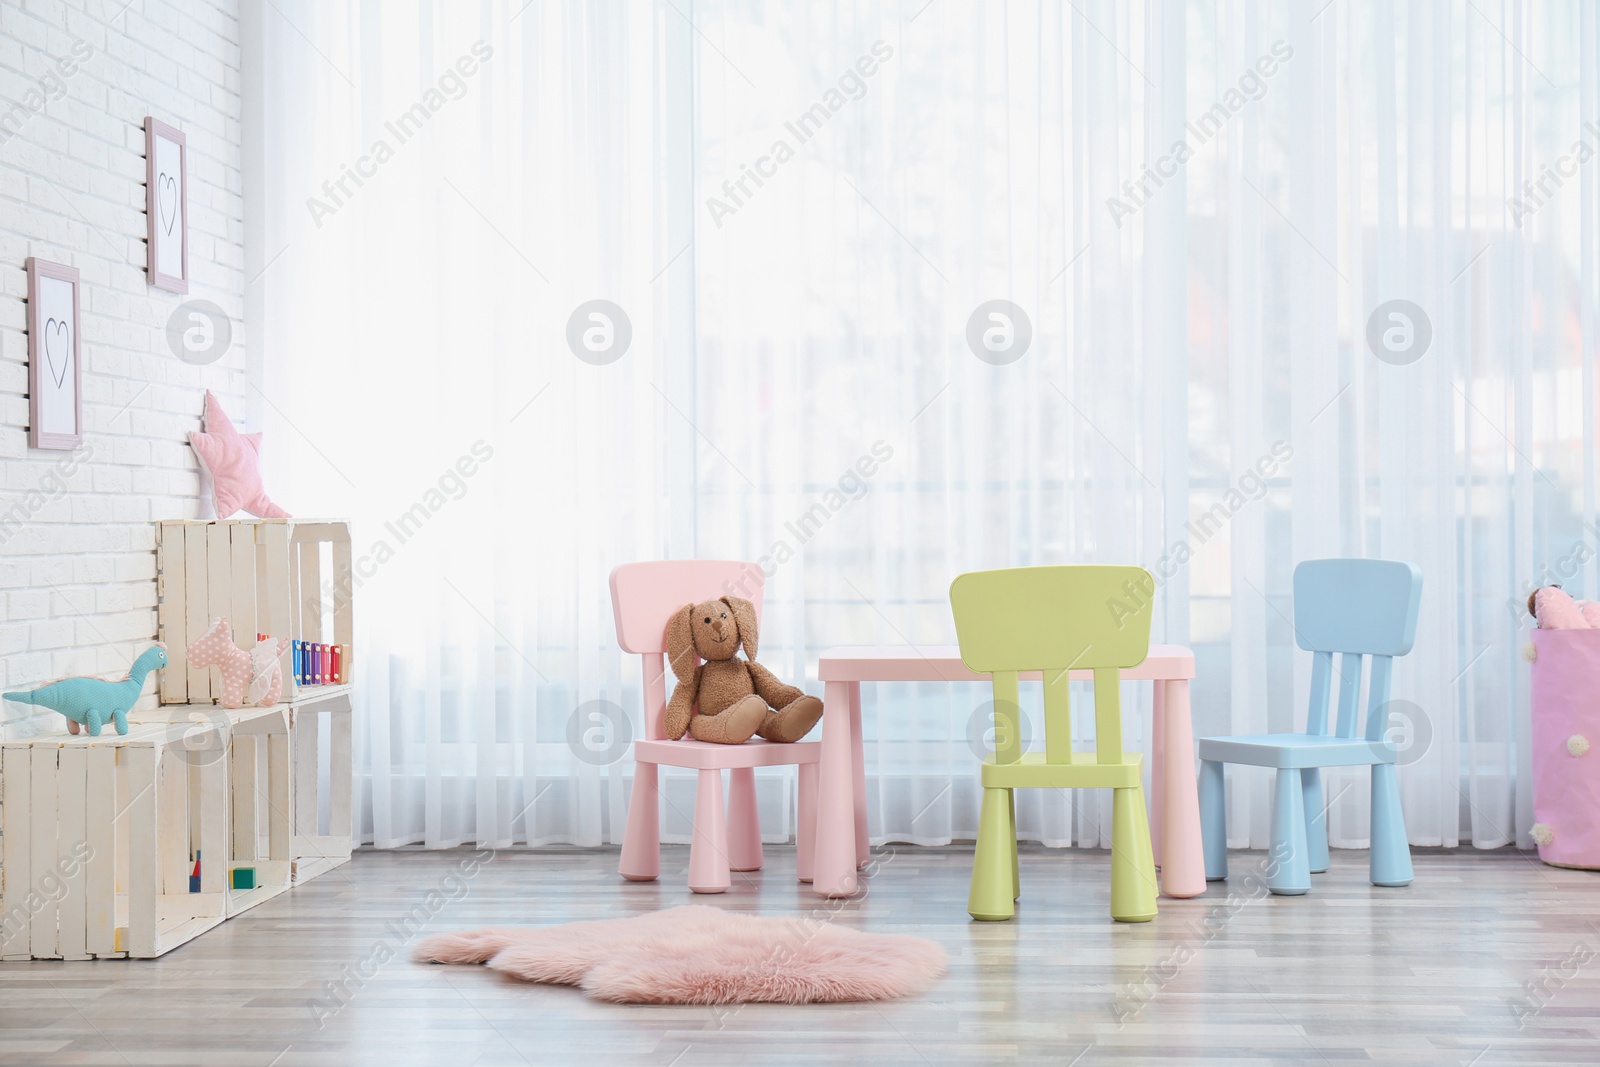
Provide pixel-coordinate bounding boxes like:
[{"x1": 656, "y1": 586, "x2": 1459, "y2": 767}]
[{"x1": 665, "y1": 595, "x2": 824, "y2": 744}]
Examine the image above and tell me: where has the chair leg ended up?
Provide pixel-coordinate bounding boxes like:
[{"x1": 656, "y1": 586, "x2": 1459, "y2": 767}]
[
  {"x1": 688, "y1": 769, "x2": 730, "y2": 894},
  {"x1": 1008, "y1": 788, "x2": 1019, "y2": 901},
  {"x1": 1110, "y1": 786, "x2": 1158, "y2": 923},
  {"x1": 1199, "y1": 758, "x2": 1228, "y2": 881},
  {"x1": 796, "y1": 762, "x2": 818, "y2": 883},
  {"x1": 1267, "y1": 768, "x2": 1311, "y2": 895},
  {"x1": 618, "y1": 760, "x2": 660, "y2": 882},
  {"x1": 726, "y1": 767, "x2": 764, "y2": 872},
  {"x1": 1132, "y1": 786, "x2": 1158, "y2": 885},
  {"x1": 968, "y1": 787, "x2": 1016, "y2": 921},
  {"x1": 1369, "y1": 763, "x2": 1413, "y2": 887},
  {"x1": 1301, "y1": 767, "x2": 1330, "y2": 874}
]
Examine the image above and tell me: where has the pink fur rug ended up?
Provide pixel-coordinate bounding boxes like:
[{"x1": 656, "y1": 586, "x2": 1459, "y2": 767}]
[{"x1": 414, "y1": 904, "x2": 948, "y2": 1004}]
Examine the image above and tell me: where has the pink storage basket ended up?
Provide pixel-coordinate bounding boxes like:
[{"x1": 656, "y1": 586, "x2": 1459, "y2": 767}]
[{"x1": 1529, "y1": 629, "x2": 1600, "y2": 870}]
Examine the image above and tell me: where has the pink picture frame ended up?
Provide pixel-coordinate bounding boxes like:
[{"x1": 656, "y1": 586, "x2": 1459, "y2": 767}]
[
  {"x1": 145, "y1": 116, "x2": 188, "y2": 293},
  {"x1": 26, "y1": 257, "x2": 84, "y2": 450}
]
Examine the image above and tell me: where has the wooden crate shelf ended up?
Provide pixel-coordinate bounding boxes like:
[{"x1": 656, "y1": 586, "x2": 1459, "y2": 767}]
[
  {"x1": 155, "y1": 519, "x2": 354, "y2": 705},
  {"x1": 2, "y1": 517, "x2": 357, "y2": 962},
  {"x1": 1, "y1": 690, "x2": 352, "y2": 961}
]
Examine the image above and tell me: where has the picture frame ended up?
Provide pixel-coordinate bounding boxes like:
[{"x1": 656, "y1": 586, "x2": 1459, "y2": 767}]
[
  {"x1": 26, "y1": 257, "x2": 83, "y2": 450},
  {"x1": 145, "y1": 116, "x2": 188, "y2": 293}
]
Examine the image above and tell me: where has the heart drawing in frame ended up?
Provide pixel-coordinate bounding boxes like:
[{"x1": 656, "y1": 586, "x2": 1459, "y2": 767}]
[
  {"x1": 25, "y1": 257, "x2": 82, "y2": 449},
  {"x1": 43, "y1": 316, "x2": 70, "y2": 389},
  {"x1": 158, "y1": 171, "x2": 178, "y2": 235}
]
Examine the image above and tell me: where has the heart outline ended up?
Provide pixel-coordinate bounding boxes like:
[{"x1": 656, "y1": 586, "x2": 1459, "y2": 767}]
[
  {"x1": 43, "y1": 316, "x2": 69, "y2": 390},
  {"x1": 158, "y1": 171, "x2": 177, "y2": 236}
]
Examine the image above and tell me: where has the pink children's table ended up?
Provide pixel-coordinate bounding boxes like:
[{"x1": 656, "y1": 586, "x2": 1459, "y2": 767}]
[{"x1": 811, "y1": 644, "x2": 1207, "y2": 900}]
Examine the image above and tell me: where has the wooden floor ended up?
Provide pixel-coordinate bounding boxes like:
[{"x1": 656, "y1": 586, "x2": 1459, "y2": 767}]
[{"x1": 0, "y1": 844, "x2": 1595, "y2": 1065}]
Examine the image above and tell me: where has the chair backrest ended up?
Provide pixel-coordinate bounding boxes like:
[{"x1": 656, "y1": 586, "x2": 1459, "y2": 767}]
[
  {"x1": 949, "y1": 565, "x2": 1153, "y2": 765},
  {"x1": 1290, "y1": 558, "x2": 1423, "y2": 742},
  {"x1": 609, "y1": 561, "x2": 765, "y2": 739}
]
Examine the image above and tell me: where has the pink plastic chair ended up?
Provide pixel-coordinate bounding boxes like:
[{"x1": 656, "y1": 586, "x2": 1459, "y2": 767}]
[{"x1": 610, "y1": 561, "x2": 821, "y2": 894}]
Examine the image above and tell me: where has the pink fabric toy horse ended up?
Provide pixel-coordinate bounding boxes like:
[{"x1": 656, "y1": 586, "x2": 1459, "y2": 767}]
[{"x1": 186, "y1": 618, "x2": 290, "y2": 708}]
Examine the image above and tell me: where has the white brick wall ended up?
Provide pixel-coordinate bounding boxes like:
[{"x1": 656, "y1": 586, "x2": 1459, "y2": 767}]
[{"x1": 0, "y1": 0, "x2": 244, "y2": 740}]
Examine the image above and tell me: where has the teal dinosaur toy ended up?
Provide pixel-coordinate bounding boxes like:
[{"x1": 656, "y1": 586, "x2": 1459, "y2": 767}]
[{"x1": 3, "y1": 645, "x2": 168, "y2": 736}]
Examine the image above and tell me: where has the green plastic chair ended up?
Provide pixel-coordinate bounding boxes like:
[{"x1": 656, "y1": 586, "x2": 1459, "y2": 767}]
[{"x1": 950, "y1": 565, "x2": 1159, "y2": 923}]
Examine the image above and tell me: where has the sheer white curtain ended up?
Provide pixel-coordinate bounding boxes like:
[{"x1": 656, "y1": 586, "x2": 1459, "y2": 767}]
[{"x1": 243, "y1": 0, "x2": 1597, "y2": 854}]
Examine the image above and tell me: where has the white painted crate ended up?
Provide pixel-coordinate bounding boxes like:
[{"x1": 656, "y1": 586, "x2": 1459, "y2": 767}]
[
  {"x1": 127, "y1": 701, "x2": 301, "y2": 916},
  {"x1": 155, "y1": 519, "x2": 354, "y2": 705},
  {"x1": 128, "y1": 688, "x2": 352, "y2": 897},
  {"x1": 287, "y1": 686, "x2": 355, "y2": 884},
  {"x1": 1, "y1": 695, "x2": 349, "y2": 961},
  {"x1": 2, "y1": 714, "x2": 241, "y2": 959}
]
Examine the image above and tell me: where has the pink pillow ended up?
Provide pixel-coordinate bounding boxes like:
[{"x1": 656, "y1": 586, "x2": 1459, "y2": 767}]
[
  {"x1": 1534, "y1": 587, "x2": 1593, "y2": 630},
  {"x1": 188, "y1": 390, "x2": 289, "y2": 519}
]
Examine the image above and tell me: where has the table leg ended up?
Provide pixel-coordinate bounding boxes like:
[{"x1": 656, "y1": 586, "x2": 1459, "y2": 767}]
[
  {"x1": 1150, "y1": 678, "x2": 1166, "y2": 868},
  {"x1": 1159, "y1": 679, "x2": 1206, "y2": 898},
  {"x1": 850, "y1": 681, "x2": 868, "y2": 869},
  {"x1": 813, "y1": 680, "x2": 859, "y2": 897}
]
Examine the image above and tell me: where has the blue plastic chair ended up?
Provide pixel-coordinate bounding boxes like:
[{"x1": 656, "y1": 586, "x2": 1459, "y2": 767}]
[{"x1": 1197, "y1": 558, "x2": 1423, "y2": 895}]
